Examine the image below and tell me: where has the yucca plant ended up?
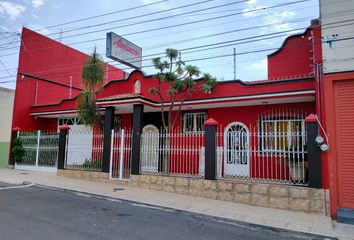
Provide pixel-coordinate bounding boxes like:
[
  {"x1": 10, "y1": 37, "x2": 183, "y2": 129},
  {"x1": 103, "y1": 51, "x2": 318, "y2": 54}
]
[{"x1": 78, "y1": 47, "x2": 104, "y2": 127}]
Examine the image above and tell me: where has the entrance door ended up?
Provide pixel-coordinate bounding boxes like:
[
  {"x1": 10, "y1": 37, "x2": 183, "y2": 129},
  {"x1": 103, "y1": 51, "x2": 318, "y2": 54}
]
[
  {"x1": 224, "y1": 122, "x2": 250, "y2": 177},
  {"x1": 334, "y1": 80, "x2": 354, "y2": 209},
  {"x1": 141, "y1": 125, "x2": 159, "y2": 173}
]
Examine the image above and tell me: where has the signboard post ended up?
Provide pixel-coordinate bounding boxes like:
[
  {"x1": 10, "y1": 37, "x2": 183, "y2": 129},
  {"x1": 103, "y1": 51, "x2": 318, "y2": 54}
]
[{"x1": 106, "y1": 32, "x2": 142, "y2": 70}]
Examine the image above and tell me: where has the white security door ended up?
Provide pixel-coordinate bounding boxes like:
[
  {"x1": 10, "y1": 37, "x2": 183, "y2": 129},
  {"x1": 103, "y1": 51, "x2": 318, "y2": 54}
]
[
  {"x1": 224, "y1": 122, "x2": 250, "y2": 177},
  {"x1": 66, "y1": 124, "x2": 93, "y2": 166},
  {"x1": 141, "y1": 125, "x2": 159, "y2": 173}
]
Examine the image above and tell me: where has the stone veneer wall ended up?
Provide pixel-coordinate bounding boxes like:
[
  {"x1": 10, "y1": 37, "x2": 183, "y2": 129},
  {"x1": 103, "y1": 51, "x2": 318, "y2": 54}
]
[
  {"x1": 128, "y1": 175, "x2": 326, "y2": 213},
  {"x1": 57, "y1": 170, "x2": 326, "y2": 214},
  {"x1": 57, "y1": 169, "x2": 109, "y2": 183}
]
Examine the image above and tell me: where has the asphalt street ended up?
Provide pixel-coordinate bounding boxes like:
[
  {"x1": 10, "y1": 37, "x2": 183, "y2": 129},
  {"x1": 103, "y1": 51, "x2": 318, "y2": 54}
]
[{"x1": 0, "y1": 182, "x2": 328, "y2": 240}]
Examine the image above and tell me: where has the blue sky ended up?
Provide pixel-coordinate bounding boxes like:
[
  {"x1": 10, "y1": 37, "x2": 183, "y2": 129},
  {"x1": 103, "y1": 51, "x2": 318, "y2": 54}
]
[{"x1": 0, "y1": 0, "x2": 319, "y2": 89}]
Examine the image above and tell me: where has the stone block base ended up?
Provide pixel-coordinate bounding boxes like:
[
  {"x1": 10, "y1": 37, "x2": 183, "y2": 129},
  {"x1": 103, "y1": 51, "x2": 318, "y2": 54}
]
[
  {"x1": 57, "y1": 169, "x2": 109, "y2": 183},
  {"x1": 127, "y1": 175, "x2": 326, "y2": 214},
  {"x1": 56, "y1": 170, "x2": 326, "y2": 214}
]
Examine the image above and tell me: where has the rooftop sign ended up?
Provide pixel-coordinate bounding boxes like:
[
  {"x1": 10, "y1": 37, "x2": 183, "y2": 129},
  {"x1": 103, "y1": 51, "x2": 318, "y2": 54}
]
[{"x1": 106, "y1": 32, "x2": 142, "y2": 69}]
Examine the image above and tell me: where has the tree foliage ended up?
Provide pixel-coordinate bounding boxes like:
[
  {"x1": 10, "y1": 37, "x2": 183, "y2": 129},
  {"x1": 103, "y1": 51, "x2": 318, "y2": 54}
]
[
  {"x1": 78, "y1": 47, "x2": 104, "y2": 127},
  {"x1": 149, "y1": 48, "x2": 217, "y2": 130},
  {"x1": 11, "y1": 137, "x2": 25, "y2": 163}
]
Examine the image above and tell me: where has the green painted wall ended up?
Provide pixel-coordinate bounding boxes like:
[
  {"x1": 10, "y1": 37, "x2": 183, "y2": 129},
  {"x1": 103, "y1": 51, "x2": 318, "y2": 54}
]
[{"x1": 0, "y1": 142, "x2": 9, "y2": 168}]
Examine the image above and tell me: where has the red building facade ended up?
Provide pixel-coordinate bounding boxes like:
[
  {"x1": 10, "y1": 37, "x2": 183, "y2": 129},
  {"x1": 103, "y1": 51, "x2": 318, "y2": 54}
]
[{"x1": 11, "y1": 21, "x2": 329, "y2": 204}]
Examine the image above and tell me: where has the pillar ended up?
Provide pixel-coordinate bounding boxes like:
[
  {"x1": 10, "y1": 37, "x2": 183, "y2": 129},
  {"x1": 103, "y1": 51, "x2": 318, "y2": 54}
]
[
  {"x1": 305, "y1": 113, "x2": 322, "y2": 188},
  {"x1": 57, "y1": 124, "x2": 70, "y2": 169},
  {"x1": 131, "y1": 104, "x2": 144, "y2": 175},
  {"x1": 204, "y1": 118, "x2": 218, "y2": 180},
  {"x1": 102, "y1": 107, "x2": 115, "y2": 173}
]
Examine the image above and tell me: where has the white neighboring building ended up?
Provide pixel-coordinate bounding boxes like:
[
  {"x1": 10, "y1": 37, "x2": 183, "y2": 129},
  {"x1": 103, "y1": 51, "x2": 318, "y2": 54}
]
[
  {"x1": 320, "y1": 0, "x2": 354, "y2": 73},
  {"x1": 0, "y1": 87, "x2": 15, "y2": 168}
]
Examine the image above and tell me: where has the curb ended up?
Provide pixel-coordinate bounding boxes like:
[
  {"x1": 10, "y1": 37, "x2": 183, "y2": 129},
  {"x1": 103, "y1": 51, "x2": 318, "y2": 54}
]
[{"x1": 29, "y1": 182, "x2": 337, "y2": 240}]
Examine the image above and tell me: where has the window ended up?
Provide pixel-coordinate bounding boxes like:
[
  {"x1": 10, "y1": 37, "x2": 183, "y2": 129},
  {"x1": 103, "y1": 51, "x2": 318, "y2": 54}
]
[
  {"x1": 182, "y1": 111, "x2": 207, "y2": 133},
  {"x1": 58, "y1": 117, "x2": 82, "y2": 127},
  {"x1": 259, "y1": 118, "x2": 305, "y2": 153}
]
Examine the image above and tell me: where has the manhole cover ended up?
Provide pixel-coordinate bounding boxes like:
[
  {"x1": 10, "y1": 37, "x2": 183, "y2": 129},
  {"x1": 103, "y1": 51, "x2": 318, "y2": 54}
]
[
  {"x1": 113, "y1": 187, "x2": 125, "y2": 191},
  {"x1": 20, "y1": 172, "x2": 29, "y2": 175}
]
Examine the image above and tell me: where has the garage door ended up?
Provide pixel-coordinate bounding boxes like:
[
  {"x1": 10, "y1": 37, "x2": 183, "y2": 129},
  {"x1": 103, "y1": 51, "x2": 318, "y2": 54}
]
[{"x1": 335, "y1": 79, "x2": 354, "y2": 209}]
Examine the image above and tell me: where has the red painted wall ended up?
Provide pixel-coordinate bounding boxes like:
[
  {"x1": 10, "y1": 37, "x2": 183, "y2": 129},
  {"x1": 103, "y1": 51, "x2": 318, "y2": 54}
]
[
  {"x1": 268, "y1": 23, "x2": 322, "y2": 80},
  {"x1": 12, "y1": 27, "x2": 125, "y2": 131},
  {"x1": 322, "y1": 72, "x2": 354, "y2": 218}
]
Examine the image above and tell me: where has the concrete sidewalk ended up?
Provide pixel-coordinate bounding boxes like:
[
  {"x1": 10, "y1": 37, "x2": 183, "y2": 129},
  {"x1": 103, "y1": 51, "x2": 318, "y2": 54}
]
[{"x1": 0, "y1": 169, "x2": 353, "y2": 239}]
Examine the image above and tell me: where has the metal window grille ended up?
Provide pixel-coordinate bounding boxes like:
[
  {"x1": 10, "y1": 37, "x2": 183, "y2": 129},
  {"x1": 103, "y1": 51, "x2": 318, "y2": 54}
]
[
  {"x1": 58, "y1": 117, "x2": 82, "y2": 127},
  {"x1": 182, "y1": 111, "x2": 207, "y2": 133}
]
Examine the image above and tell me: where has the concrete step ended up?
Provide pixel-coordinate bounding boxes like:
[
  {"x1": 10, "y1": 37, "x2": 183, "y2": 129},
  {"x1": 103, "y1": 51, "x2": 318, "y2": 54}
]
[{"x1": 337, "y1": 208, "x2": 354, "y2": 225}]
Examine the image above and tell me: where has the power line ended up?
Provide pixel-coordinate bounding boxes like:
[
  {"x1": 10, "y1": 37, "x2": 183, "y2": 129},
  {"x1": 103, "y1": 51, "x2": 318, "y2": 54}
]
[
  {"x1": 0, "y1": 15, "x2": 314, "y2": 71},
  {"x1": 0, "y1": 0, "x2": 351, "y2": 54},
  {"x1": 0, "y1": 5, "x2": 352, "y2": 77},
  {"x1": 44, "y1": 0, "x2": 309, "y2": 41},
  {"x1": 0, "y1": 0, "x2": 309, "y2": 53},
  {"x1": 0, "y1": 16, "x2": 316, "y2": 74},
  {"x1": 46, "y1": 0, "x2": 227, "y2": 37},
  {"x1": 5, "y1": 40, "x2": 354, "y2": 85},
  {"x1": 0, "y1": 29, "x2": 307, "y2": 79},
  {"x1": 1, "y1": 35, "x2": 352, "y2": 84},
  {"x1": 0, "y1": 20, "x2": 352, "y2": 79},
  {"x1": 0, "y1": 0, "x2": 170, "y2": 40}
]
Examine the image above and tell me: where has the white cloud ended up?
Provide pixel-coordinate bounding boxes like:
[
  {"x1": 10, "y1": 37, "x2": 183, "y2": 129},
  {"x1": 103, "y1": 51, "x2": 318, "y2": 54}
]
[
  {"x1": 29, "y1": 24, "x2": 51, "y2": 35},
  {"x1": 247, "y1": 0, "x2": 258, "y2": 5},
  {"x1": 0, "y1": 25, "x2": 9, "y2": 31},
  {"x1": 0, "y1": 2, "x2": 26, "y2": 20},
  {"x1": 32, "y1": 0, "x2": 44, "y2": 8},
  {"x1": 263, "y1": 10, "x2": 296, "y2": 31},
  {"x1": 246, "y1": 59, "x2": 267, "y2": 72}
]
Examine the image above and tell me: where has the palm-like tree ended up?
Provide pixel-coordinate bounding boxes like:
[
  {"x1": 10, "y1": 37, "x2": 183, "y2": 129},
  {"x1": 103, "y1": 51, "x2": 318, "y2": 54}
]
[{"x1": 78, "y1": 47, "x2": 104, "y2": 127}]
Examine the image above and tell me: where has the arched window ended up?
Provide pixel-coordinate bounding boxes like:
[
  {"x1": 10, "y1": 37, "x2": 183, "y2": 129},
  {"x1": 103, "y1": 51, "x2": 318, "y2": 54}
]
[{"x1": 134, "y1": 80, "x2": 141, "y2": 94}]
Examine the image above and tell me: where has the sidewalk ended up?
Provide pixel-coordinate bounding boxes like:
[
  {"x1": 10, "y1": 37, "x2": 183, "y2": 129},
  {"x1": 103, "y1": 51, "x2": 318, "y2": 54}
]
[{"x1": 0, "y1": 168, "x2": 353, "y2": 239}]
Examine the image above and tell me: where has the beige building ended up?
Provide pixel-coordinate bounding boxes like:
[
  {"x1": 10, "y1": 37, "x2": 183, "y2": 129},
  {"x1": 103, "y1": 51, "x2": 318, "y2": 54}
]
[
  {"x1": 0, "y1": 87, "x2": 15, "y2": 168},
  {"x1": 320, "y1": 0, "x2": 354, "y2": 73}
]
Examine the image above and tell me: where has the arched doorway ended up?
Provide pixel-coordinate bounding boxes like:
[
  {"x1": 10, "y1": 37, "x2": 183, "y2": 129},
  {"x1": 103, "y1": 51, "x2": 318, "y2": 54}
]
[
  {"x1": 224, "y1": 122, "x2": 250, "y2": 177},
  {"x1": 141, "y1": 124, "x2": 159, "y2": 173}
]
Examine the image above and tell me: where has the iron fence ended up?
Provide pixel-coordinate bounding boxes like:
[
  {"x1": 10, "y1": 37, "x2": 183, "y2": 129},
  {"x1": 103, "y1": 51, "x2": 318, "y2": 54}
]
[
  {"x1": 17, "y1": 130, "x2": 59, "y2": 168},
  {"x1": 65, "y1": 127, "x2": 103, "y2": 171},
  {"x1": 110, "y1": 129, "x2": 132, "y2": 180},
  {"x1": 216, "y1": 121, "x2": 308, "y2": 186},
  {"x1": 140, "y1": 128, "x2": 205, "y2": 178}
]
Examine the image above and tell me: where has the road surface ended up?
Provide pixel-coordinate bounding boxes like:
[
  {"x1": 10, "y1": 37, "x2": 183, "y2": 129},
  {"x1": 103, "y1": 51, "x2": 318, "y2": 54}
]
[{"x1": 0, "y1": 182, "x2": 328, "y2": 240}]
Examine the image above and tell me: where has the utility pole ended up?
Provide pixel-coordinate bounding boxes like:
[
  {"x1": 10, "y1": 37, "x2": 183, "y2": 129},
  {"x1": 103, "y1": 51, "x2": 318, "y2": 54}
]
[
  {"x1": 105, "y1": 63, "x2": 109, "y2": 84},
  {"x1": 233, "y1": 48, "x2": 236, "y2": 80},
  {"x1": 69, "y1": 76, "x2": 72, "y2": 98},
  {"x1": 59, "y1": 28, "x2": 63, "y2": 42}
]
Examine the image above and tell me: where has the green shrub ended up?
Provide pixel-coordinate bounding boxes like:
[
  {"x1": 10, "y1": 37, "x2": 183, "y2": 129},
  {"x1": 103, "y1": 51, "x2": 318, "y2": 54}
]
[
  {"x1": 82, "y1": 158, "x2": 102, "y2": 170},
  {"x1": 11, "y1": 138, "x2": 25, "y2": 163}
]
